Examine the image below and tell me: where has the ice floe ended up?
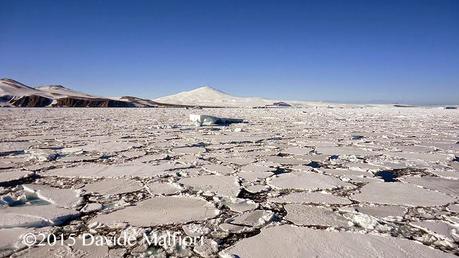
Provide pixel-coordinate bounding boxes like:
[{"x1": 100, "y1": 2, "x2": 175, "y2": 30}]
[
  {"x1": 351, "y1": 182, "x2": 456, "y2": 206},
  {"x1": 221, "y1": 225, "x2": 455, "y2": 258},
  {"x1": 268, "y1": 172, "x2": 353, "y2": 190},
  {"x1": 178, "y1": 175, "x2": 240, "y2": 197},
  {"x1": 90, "y1": 196, "x2": 219, "y2": 227}
]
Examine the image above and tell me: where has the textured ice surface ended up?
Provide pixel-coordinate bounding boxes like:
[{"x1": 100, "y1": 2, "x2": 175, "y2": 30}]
[
  {"x1": 202, "y1": 164, "x2": 234, "y2": 175},
  {"x1": 351, "y1": 182, "x2": 456, "y2": 206},
  {"x1": 23, "y1": 184, "x2": 82, "y2": 208},
  {"x1": 189, "y1": 114, "x2": 243, "y2": 126},
  {"x1": 1, "y1": 107, "x2": 458, "y2": 256},
  {"x1": 269, "y1": 172, "x2": 353, "y2": 190},
  {"x1": 171, "y1": 146, "x2": 206, "y2": 155},
  {"x1": 90, "y1": 196, "x2": 219, "y2": 227},
  {"x1": 401, "y1": 176, "x2": 459, "y2": 196},
  {"x1": 221, "y1": 197, "x2": 258, "y2": 213},
  {"x1": 355, "y1": 205, "x2": 406, "y2": 218},
  {"x1": 284, "y1": 205, "x2": 350, "y2": 227},
  {"x1": 16, "y1": 237, "x2": 109, "y2": 258},
  {"x1": 238, "y1": 164, "x2": 275, "y2": 181},
  {"x1": 448, "y1": 204, "x2": 459, "y2": 212},
  {"x1": 430, "y1": 170, "x2": 459, "y2": 180},
  {"x1": 227, "y1": 210, "x2": 274, "y2": 227},
  {"x1": 145, "y1": 182, "x2": 181, "y2": 196},
  {"x1": 0, "y1": 171, "x2": 34, "y2": 185},
  {"x1": 83, "y1": 178, "x2": 143, "y2": 195},
  {"x1": 221, "y1": 225, "x2": 455, "y2": 258},
  {"x1": 45, "y1": 162, "x2": 189, "y2": 178},
  {"x1": 0, "y1": 205, "x2": 79, "y2": 228},
  {"x1": 0, "y1": 228, "x2": 29, "y2": 251},
  {"x1": 282, "y1": 146, "x2": 313, "y2": 155},
  {"x1": 412, "y1": 220, "x2": 458, "y2": 241},
  {"x1": 178, "y1": 175, "x2": 240, "y2": 197},
  {"x1": 269, "y1": 191, "x2": 352, "y2": 205}
]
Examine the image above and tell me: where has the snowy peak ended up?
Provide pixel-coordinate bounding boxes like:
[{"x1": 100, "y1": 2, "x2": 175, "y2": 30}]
[
  {"x1": 1, "y1": 78, "x2": 35, "y2": 90},
  {"x1": 189, "y1": 86, "x2": 228, "y2": 95},
  {"x1": 0, "y1": 78, "x2": 48, "y2": 97},
  {"x1": 0, "y1": 78, "x2": 99, "y2": 100},
  {"x1": 177, "y1": 86, "x2": 234, "y2": 100},
  {"x1": 0, "y1": 78, "x2": 31, "y2": 88},
  {"x1": 36, "y1": 84, "x2": 97, "y2": 98},
  {"x1": 154, "y1": 86, "x2": 275, "y2": 107},
  {"x1": 39, "y1": 85, "x2": 66, "y2": 90}
]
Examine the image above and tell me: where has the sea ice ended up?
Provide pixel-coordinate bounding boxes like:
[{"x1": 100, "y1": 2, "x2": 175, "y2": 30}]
[
  {"x1": 45, "y1": 162, "x2": 189, "y2": 178},
  {"x1": 145, "y1": 182, "x2": 181, "y2": 196},
  {"x1": 221, "y1": 197, "x2": 258, "y2": 213},
  {"x1": 268, "y1": 172, "x2": 353, "y2": 190},
  {"x1": 0, "y1": 205, "x2": 79, "y2": 228},
  {"x1": 190, "y1": 114, "x2": 243, "y2": 126},
  {"x1": 202, "y1": 164, "x2": 235, "y2": 175},
  {"x1": 412, "y1": 220, "x2": 458, "y2": 241},
  {"x1": 354, "y1": 205, "x2": 406, "y2": 219},
  {"x1": 269, "y1": 191, "x2": 352, "y2": 205},
  {"x1": 178, "y1": 175, "x2": 240, "y2": 197},
  {"x1": 401, "y1": 176, "x2": 459, "y2": 196},
  {"x1": 284, "y1": 205, "x2": 349, "y2": 227},
  {"x1": 90, "y1": 196, "x2": 219, "y2": 227},
  {"x1": 227, "y1": 210, "x2": 273, "y2": 227},
  {"x1": 0, "y1": 171, "x2": 34, "y2": 185},
  {"x1": 16, "y1": 237, "x2": 109, "y2": 258},
  {"x1": 0, "y1": 228, "x2": 30, "y2": 251},
  {"x1": 351, "y1": 182, "x2": 456, "y2": 206},
  {"x1": 220, "y1": 225, "x2": 455, "y2": 258},
  {"x1": 83, "y1": 179, "x2": 143, "y2": 195},
  {"x1": 2, "y1": 105, "x2": 459, "y2": 256},
  {"x1": 22, "y1": 184, "x2": 83, "y2": 209}
]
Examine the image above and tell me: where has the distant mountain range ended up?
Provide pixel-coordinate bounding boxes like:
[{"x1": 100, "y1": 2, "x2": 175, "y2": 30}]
[
  {"x1": 5, "y1": 78, "x2": 449, "y2": 108},
  {"x1": 0, "y1": 78, "x2": 293, "y2": 108}
]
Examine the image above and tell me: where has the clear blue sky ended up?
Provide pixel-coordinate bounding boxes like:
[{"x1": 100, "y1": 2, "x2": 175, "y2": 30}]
[{"x1": 1, "y1": 0, "x2": 458, "y2": 104}]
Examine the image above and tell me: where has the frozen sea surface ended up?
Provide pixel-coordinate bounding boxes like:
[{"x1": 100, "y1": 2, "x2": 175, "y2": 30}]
[{"x1": 0, "y1": 107, "x2": 458, "y2": 257}]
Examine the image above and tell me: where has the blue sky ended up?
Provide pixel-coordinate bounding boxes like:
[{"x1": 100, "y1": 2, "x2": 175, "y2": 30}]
[{"x1": 1, "y1": 0, "x2": 458, "y2": 104}]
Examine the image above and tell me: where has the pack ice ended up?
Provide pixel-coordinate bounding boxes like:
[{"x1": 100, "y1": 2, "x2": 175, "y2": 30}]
[{"x1": 0, "y1": 106, "x2": 458, "y2": 257}]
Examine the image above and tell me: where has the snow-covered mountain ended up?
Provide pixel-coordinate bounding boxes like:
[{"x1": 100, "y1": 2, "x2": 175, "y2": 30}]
[
  {"x1": 36, "y1": 85, "x2": 98, "y2": 99},
  {"x1": 1, "y1": 78, "x2": 300, "y2": 108},
  {"x1": 0, "y1": 79, "x2": 52, "y2": 98},
  {"x1": 0, "y1": 78, "x2": 136, "y2": 107},
  {"x1": 154, "y1": 86, "x2": 279, "y2": 107},
  {"x1": 0, "y1": 78, "x2": 193, "y2": 107}
]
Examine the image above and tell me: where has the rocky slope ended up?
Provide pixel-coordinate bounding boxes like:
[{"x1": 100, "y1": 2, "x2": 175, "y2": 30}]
[{"x1": 0, "y1": 79, "x2": 155, "y2": 108}]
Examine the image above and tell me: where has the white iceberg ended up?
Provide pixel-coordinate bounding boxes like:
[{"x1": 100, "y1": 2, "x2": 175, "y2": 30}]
[{"x1": 189, "y1": 114, "x2": 243, "y2": 126}]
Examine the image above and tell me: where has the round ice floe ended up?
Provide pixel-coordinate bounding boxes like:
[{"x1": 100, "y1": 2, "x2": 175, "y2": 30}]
[{"x1": 145, "y1": 182, "x2": 182, "y2": 196}]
